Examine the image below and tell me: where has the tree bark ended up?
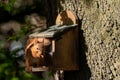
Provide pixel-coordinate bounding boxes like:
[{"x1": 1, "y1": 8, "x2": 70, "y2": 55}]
[{"x1": 49, "y1": 0, "x2": 120, "y2": 80}]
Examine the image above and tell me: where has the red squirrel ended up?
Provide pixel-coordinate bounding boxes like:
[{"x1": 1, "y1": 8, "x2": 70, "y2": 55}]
[{"x1": 25, "y1": 37, "x2": 51, "y2": 72}]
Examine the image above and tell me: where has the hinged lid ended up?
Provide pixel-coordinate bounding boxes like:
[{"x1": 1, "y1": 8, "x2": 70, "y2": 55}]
[{"x1": 29, "y1": 24, "x2": 77, "y2": 38}]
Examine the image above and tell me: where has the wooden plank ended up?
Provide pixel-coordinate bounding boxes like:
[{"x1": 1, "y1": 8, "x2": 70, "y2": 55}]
[
  {"x1": 29, "y1": 24, "x2": 77, "y2": 38},
  {"x1": 53, "y1": 26, "x2": 79, "y2": 70},
  {"x1": 32, "y1": 67, "x2": 48, "y2": 72}
]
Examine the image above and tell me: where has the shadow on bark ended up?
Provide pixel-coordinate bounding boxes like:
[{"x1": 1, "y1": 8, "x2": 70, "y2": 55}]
[{"x1": 77, "y1": 18, "x2": 91, "y2": 80}]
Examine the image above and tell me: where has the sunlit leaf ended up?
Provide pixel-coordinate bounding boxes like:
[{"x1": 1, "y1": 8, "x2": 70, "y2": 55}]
[
  {"x1": 0, "y1": 53, "x2": 6, "y2": 60},
  {"x1": 0, "y1": 63, "x2": 9, "y2": 73},
  {"x1": 24, "y1": 72, "x2": 33, "y2": 78},
  {"x1": 4, "y1": 69, "x2": 11, "y2": 75},
  {"x1": 4, "y1": 4, "x2": 11, "y2": 12},
  {"x1": 11, "y1": 77, "x2": 19, "y2": 80},
  {"x1": 10, "y1": 0, "x2": 16, "y2": 4},
  {"x1": 0, "y1": 41, "x2": 5, "y2": 48}
]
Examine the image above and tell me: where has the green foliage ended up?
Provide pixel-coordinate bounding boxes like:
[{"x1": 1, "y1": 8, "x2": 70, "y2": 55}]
[
  {"x1": 0, "y1": 0, "x2": 17, "y2": 15},
  {"x1": 0, "y1": 20, "x2": 43, "y2": 80},
  {"x1": 0, "y1": 0, "x2": 44, "y2": 16},
  {"x1": 0, "y1": 0, "x2": 48, "y2": 80}
]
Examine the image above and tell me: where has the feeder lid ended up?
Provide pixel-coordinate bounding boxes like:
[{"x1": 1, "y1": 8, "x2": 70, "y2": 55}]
[
  {"x1": 29, "y1": 10, "x2": 78, "y2": 38},
  {"x1": 29, "y1": 24, "x2": 77, "y2": 38}
]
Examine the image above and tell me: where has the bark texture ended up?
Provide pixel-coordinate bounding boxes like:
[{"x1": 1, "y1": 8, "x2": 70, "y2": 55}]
[{"x1": 54, "y1": 0, "x2": 120, "y2": 80}]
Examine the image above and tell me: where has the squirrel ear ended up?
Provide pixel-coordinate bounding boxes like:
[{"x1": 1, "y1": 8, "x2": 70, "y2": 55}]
[
  {"x1": 43, "y1": 38, "x2": 51, "y2": 46},
  {"x1": 37, "y1": 38, "x2": 44, "y2": 43},
  {"x1": 33, "y1": 38, "x2": 39, "y2": 44},
  {"x1": 25, "y1": 40, "x2": 34, "y2": 54}
]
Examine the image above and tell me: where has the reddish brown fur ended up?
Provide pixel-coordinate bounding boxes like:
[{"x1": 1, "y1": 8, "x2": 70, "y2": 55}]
[{"x1": 25, "y1": 38, "x2": 51, "y2": 72}]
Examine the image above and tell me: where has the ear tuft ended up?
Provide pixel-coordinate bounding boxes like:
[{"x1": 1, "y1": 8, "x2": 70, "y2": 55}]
[{"x1": 43, "y1": 38, "x2": 51, "y2": 46}]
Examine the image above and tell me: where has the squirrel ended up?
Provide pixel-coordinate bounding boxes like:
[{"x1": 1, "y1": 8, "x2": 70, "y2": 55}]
[{"x1": 25, "y1": 37, "x2": 51, "y2": 72}]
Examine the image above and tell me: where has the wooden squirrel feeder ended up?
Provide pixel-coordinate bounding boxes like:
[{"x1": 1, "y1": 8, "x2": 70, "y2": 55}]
[{"x1": 25, "y1": 10, "x2": 79, "y2": 72}]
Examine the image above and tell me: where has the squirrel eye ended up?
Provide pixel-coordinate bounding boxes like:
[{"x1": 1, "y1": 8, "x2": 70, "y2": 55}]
[
  {"x1": 36, "y1": 48, "x2": 39, "y2": 50},
  {"x1": 37, "y1": 41, "x2": 40, "y2": 43}
]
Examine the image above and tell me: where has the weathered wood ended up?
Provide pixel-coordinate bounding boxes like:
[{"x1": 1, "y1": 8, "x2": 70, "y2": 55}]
[
  {"x1": 32, "y1": 66, "x2": 48, "y2": 72},
  {"x1": 53, "y1": 26, "x2": 79, "y2": 70},
  {"x1": 29, "y1": 24, "x2": 77, "y2": 38},
  {"x1": 51, "y1": 10, "x2": 79, "y2": 71}
]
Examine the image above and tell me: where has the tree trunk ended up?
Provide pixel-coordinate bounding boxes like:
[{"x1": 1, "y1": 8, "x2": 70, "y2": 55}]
[{"x1": 48, "y1": 0, "x2": 120, "y2": 80}]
